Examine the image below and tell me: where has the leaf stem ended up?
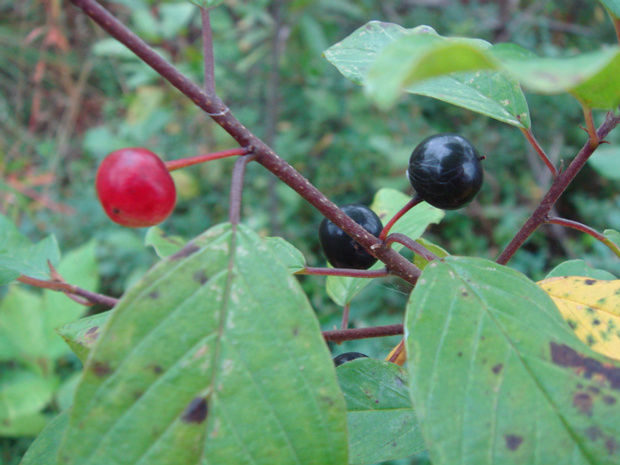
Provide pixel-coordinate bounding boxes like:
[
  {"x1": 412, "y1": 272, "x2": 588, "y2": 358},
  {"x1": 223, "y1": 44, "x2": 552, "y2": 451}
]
[
  {"x1": 341, "y1": 303, "x2": 350, "y2": 330},
  {"x1": 322, "y1": 324, "x2": 403, "y2": 343},
  {"x1": 581, "y1": 104, "x2": 600, "y2": 148},
  {"x1": 379, "y1": 196, "x2": 423, "y2": 240},
  {"x1": 165, "y1": 147, "x2": 250, "y2": 172},
  {"x1": 497, "y1": 110, "x2": 620, "y2": 265},
  {"x1": 384, "y1": 233, "x2": 440, "y2": 262},
  {"x1": 16, "y1": 275, "x2": 118, "y2": 308},
  {"x1": 519, "y1": 127, "x2": 557, "y2": 177},
  {"x1": 295, "y1": 267, "x2": 390, "y2": 278},
  {"x1": 545, "y1": 216, "x2": 620, "y2": 259},
  {"x1": 229, "y1": 155, "x2": 257, "y2": 225}
]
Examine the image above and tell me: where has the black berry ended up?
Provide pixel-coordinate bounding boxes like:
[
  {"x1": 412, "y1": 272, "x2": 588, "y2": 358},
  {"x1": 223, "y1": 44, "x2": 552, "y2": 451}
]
[
  {"x1": 407, "y1": 133, "x2": 483, "y2": 210},
  {"x1": 333, "y1": 352, "x2": 369, "y2": 367},
  {"x1": 319, "y1": 204, "x2": 383, "y2": 270}
]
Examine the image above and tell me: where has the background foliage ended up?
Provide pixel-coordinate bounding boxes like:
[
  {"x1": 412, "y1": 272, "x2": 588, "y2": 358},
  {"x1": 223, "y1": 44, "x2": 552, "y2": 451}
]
[{"x1": 1, "y1": 0, "x2": 619, "y2": 463}]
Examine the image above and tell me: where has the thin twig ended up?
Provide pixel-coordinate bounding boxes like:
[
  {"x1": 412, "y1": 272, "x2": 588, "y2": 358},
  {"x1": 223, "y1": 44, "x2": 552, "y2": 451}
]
[
  {"x1": 384, "y1": 233, "x2": 440, "y2": 262},
  {"x1": 165, "y1": 147, "x2": 249, "y2": 171},
  {"x1": 519, "y1": 127, "x2": 557, "y2": 177},
  {"x1": 545, "y1": 216, "x2": 620, "y2": 259},
  {"x1": 379, "y1": 196, "x2": 423, "y2": 240},
  {"x1": 323, "y1": 324, "x2": 403, "y2": 343},
  {"x1": 17, "y1": 275, "x2": 118, "y2": 308},
  {"x1": 497, "y1": 110, "x2": 620, "y2": 265},
  {"x1": 229, "y1": 155, "x2": 257, "y2": 225},
  {"x1": 201, "y1": 7, "x2": 216, "y2": 97},
  {"x1": 295, "y1": 267, "x2": 390, "y2": 278}
]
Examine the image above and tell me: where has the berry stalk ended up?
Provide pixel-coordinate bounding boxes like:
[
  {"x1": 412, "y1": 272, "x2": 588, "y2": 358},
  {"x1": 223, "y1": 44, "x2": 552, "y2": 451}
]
[{"x1": 164, "y1": 147, "x2": 250, "y2": 172}]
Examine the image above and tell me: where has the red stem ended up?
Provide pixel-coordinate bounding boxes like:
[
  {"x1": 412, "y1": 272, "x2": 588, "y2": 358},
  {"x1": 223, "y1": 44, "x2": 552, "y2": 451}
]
[
  {"x1": 322, "y1": 324, "x2": 403, "y2": 343},
  {"x1": 545, "y1": 216, "x2": 620, "y2": 259},
  {"x1": 384, "y1": 233, "x2": 439, "y2": 262},
  {"x1": 379, "y1": 196, "x2": 423, "y2": 240},
  {"x1": 165, "y1": 148, "x2": 249, "y2": 172},
  {"x1": 519, "y1": 127, "x2": 557, "y2": 177},
  {"x1": 17, "y1": 275, "x2": 118, "y2": 308}
]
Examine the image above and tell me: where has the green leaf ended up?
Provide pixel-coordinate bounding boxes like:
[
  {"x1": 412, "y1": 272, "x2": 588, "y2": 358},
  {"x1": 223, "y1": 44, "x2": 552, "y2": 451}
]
[
  {"x1": 325, "y1": 22, "x2": 530, "y2": 128},
  {"x1": 599, "y1": 0, "x2": 620, "y2": 19},
  {"x1": 0, "y1": 265, "x2": 20, "y2": 286},
  {"x1": 497, "y1": 44, "x2": 620, "y2": 109},
  {"x1": 545, "y1": 259, "x2": 617, "y2": 280},
  {"x1": 145, "y1": 226, "x2": 186, "y2": 258},
  {"x1": 605, "y1": 229, "x2": 620, "y2": 251},
  {"x1": 264, "y1": 236, "x2": 306, "y2": 272},
  {"x1": 406, "y1": 257, "x2": 620, "y2": 465},
  {"x1": 58, "y1": 223, "x2": 348, "y2": 465},
  {"x1": 0, "y1": 286, "x2": 46, "y2": 362},
  {"x1": 588, "y1": 145, "x2": 620, "y2": 180},
  {"x1": 326, "y1": 189, "x2": 443, "y2": 306},
  {"x1": 21, "y1": 411, "x2": 69, "y2": 465},
  {"x1": 43, "y1": 240, "x2": 99, "y2": 360},
  {"x1": 0, "y1": 214, "x2": 60, "y2": 280},
  {"x1": 56, "y1": 312, "x2": 110, "y2": 363},
  {"x1": 413, "y1": 238, "x2": 449, "y2": 271},
  {"x1": 0, "y1": 369, "x2": 57, "y2": 436},
  {"x1": 338, "y1": 358, "x2": 425, "y2": 464}
]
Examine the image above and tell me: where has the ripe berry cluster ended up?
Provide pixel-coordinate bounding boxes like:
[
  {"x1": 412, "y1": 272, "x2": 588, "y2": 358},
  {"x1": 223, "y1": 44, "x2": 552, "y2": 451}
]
[{"x1": 318, "y1": 133, "x2": 484, "y2": 269}]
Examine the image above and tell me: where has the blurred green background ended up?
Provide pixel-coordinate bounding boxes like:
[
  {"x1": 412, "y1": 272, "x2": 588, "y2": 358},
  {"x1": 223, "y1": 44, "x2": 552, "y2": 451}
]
[{"x1": 1, "y1": 0, "x2": 619, "y2": 463}]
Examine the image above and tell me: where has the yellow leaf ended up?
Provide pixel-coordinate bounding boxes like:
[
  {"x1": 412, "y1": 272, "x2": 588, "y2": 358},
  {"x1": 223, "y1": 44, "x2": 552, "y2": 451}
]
[{"x1": 538, "y1": 276, "x2": 620, "y2": 360}]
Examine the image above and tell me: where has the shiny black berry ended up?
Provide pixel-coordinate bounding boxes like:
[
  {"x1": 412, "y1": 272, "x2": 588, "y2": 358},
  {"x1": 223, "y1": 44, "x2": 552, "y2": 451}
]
[
  {"x1": 407, "y1": 133, "x2": 484, "y2": 210},
  {"x1": 333, "y1": 352, "x2": 369, "y2": 367},
  {"x1": 319, "y1": 204, "x2": 383, "y2": 270}
]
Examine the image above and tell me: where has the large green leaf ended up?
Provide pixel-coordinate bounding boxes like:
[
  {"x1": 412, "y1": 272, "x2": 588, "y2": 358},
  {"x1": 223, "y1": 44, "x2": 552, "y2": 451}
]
[
  {"x1": 326, "y1": 189, "x2": 443, "y2": 306},
  {"x1": 406, "y1": 257, "x2": 620, "y2": 465},
  {"x1": 324, "y1": 22, "x2": 530, "y2": 127},
  {"x1": 599, "y1": 0, "x2": 620, "y2": 18},
  {"x1": 20, "y1": 411, "x2": 69, "y2": 465},
  {"x1": 0, "y1": 214, "x2": 60, "y2": 280},
  {"x1": 338, "y1": 358, "x2": 425, "y2": 464},
  {"x1": 57, "y1": 223, "x2": 348, "y2": 465}
]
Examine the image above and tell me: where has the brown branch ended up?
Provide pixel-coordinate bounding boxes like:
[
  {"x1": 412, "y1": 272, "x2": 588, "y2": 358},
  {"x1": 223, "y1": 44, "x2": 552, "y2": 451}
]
[
  {"x1": 68, "y1": 0, "x2": 421, "y2": 286},
  {"x1": 385, "y1": 233, "x2": 440, "y2": 262},
  {"x1": 323, "y1": 324, "x2": 403, "y2": 343},
  {"x1": 17, "y1": 275, "x2": 118, "y2": 308},
  {"x1": 497, "y1": 110, "x2": 620, "y2": 265},
  {"x1": 295, "y1": 267, "x2": 390, "y2": 278}
]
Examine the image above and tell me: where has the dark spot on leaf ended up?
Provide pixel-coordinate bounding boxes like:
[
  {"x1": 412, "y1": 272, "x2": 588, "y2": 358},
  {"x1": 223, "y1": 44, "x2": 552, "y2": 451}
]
[
  {"x1": 593, "y1": 319, "x2": 601, "y2": 326},
  {"x1": 395, "y1": 376, "x2": 406, "y2": 386},
  {"x1": 151, "y1": 365, "x2": 163, "y2": 374},
  {"x1": 492, "y1": 363, "x2": 503, "y2": 374},
  {"x1": 567, "y1": 320, "x2": 577, "y2": 329},
  {"x1": 573, "y1": 392, "x2": 593, "y2": 415},
  {"x1": 603, "y1": 395, "x2": 617, "y2": 405},
  {"x1": 585, "y1": 279, "x2": 596, "y2": 285},
  {"x1": 181, "y1": 397, "x2": 208, "y2": 424},
  {"x1": 505, "y1": 434, "x2": 523, "y2": 451},
  {"x1": 193, "y1": 270, "x2": 208, "y2": 285},
  {"x1": 375, "y1": 399, "x2": 379, "y2": 403},
  {"x1": 481, "y1": 336, "x2": 485, "y2": 340},
  {"x1": 585, "y1": 426, "x2": 602, "y2": 441},
  {"x1": 458, "y1": 352, "x2": 463, "y2": 357},
  {"x1": 550, "y1": 342, "x2": 620, "y2": 390},
  {"x1": 86, "y1": 326, "x2": 98, "y2": 335},
  {"x1": 149, "y1": 291, "x2": 159, "y2": 299},
  {"x1": 607, "y1": 438, "x2": 618, "y2": 455},
  {"x1": 91, "y1": 360, "x2": 112, "y2": 377},
  {"x1": 133, "y1": 391, "x2": 144, "y2": 400},
  {"x1": 462, "y1": 291, "x2": 468, "y2": 297},
  {"x1": 292, "y1": 327, "x2": 299, "y2": 336},
  {"x1": 170, "y1": 243, "x2": 200, "y2": 261}
]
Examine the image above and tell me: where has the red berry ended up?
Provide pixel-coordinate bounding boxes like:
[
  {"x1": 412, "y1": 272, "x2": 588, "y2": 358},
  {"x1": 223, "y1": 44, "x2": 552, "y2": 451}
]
[{"x1": 96, "y1": 148, "x2": 176, "y2": 227}]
